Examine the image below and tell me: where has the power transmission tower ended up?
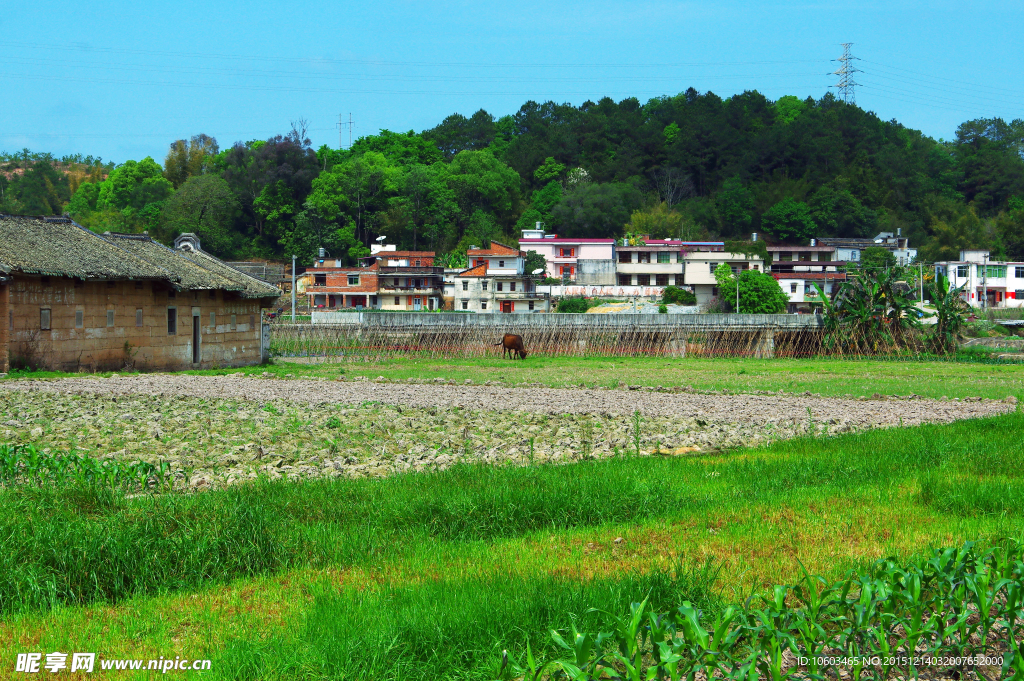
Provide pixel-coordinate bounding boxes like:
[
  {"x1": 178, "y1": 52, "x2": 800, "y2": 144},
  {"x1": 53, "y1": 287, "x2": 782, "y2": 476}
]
[
  {"x1": 337, "y1": 113, "x2": 354, "y2": 149},
  {"x1": 832, "y1": 43, "x2": 861, "y2": 105}
]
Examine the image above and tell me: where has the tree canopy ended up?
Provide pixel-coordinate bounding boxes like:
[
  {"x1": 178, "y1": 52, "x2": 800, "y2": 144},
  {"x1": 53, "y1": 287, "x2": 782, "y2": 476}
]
[{"x1": 3, "y1": 92, "x2": 1022, "y2": 263}]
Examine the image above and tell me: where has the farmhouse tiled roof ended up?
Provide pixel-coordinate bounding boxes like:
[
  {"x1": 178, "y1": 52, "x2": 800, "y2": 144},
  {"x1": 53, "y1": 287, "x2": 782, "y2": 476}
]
[
  {"x1": 176, "y1": 248, "x2": 281, "y2": 298},
  {"x1": 103, "y1": 233, "x2": 243, "y2": 292},
  {"x1": 0, "y1": 216, "x2": 170, "y2": 280},
  {"x1": 0, "y1": 216, "x2": 281, "y2": 299}
]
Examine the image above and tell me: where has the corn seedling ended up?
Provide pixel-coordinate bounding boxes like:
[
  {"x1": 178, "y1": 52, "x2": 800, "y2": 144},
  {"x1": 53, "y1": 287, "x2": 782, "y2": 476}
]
[
  {"x1": 526, "y1": 541, "x2": 1024, "y2": 680},
  {"x1": 0, "y1": 443, "x2": 172, "y2": 492}
]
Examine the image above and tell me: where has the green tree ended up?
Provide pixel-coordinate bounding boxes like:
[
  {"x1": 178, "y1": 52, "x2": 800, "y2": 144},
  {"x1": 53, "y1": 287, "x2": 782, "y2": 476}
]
[
  {"x1": 773, "y1": 95, "x2": 807, "y2": 124},
  {"x1": 534, "y1": 157, "x2": 566, "y2": 184},
  {"x1": 97, "y1": 158, "x2": 165, "y2": 211},
  {"x1": 163, "y1": 134, "x2": 219, "y2": 189},
  {"x1": 523, "y1": 250, "x2": 547, "y2": 277},
  {"x1": 160, "y1": 175, "x2": 239, "y2": 255},
  {"x1": 859, "y1": 246, "x2": 897, "y2": 271},
  {"x1": 760, "y1": 197, "x2": 816, "y2": 242},
  {"x1": 552, "y1": 182, "x2": 643, "y2": 238},
  {"x1": 716, "y1": 177, "x2": 755, "y2": 236}
]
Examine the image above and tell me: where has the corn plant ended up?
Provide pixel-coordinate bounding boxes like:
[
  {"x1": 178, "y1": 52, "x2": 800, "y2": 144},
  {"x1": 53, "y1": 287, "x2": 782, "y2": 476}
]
[
  {"x1": 506, "y1": 541, "x2": 1024, "y2": 680},
  {"x1": 0, "y1": 443, "x2": 172, "y2": 492}
]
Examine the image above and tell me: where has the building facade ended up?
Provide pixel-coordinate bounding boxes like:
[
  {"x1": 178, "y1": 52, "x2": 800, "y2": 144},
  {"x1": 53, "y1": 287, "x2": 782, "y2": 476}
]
[
  {"x1": 0, "y1": 217, "x2": 279, "y2": 373},
  {"x1": 453, "y1": 241, "x2": 549, "y2": 312},
  {"x1": 518, "y1": 228, "x2": 616, "y2": 285},
  {"x1": 935, "y1": 250, "x2": 1024, "y2": 309}
]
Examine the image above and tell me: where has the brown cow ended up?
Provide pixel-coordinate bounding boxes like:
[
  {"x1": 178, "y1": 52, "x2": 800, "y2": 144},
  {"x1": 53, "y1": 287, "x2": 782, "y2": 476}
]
[{"x1": 494, "y1": 333, "x2": 528, "y2": 359}]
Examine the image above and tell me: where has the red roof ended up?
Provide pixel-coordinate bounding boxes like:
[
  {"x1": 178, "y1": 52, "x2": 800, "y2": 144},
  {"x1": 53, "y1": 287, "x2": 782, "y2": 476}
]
[
  {"x1": 468, "y1": 240, "x2": 519, "y2": 257},
  {"x1": 455, "y1": 262, "x2": 488, "y2": 278},
  {"x1": 519, "y1": 238, "x2": 616, "y2": 244}
]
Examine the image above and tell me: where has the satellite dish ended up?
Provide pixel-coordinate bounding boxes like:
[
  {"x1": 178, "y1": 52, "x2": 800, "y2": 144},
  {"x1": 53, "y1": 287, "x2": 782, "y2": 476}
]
[
  {"x1": 532, "y1": 268, "x2": 544, "y2": 275},
  {"x1": 375, "y1": 235, "x2": 387, "y2": 242}
]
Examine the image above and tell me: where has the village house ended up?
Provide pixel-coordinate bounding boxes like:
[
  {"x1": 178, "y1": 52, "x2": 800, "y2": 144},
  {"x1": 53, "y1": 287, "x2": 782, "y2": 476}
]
[
  {"x1": 305, "y1": 246, "x2": 444, "y2": 311},
  {"x1": 453, "y1": 241, "x2": 550, "y2": 313},
  {"x1": 0, "y1": 216, "x2": 280, "y2": 373},
  {"x1": 518, "y1": 225, "x2": 617, "y2": 285},
  {"x1": 935, "y1": 250, "x2": 1024, "y2": 309},
  {"x1": 818, "y1": 231, "x2": 917, "y2": 266}
]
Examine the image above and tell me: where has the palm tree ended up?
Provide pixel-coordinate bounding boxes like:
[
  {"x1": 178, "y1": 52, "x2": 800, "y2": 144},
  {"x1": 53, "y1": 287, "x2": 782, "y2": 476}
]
[{"x1": 927, "y1": 273, "x2": 969, "y2": 355}]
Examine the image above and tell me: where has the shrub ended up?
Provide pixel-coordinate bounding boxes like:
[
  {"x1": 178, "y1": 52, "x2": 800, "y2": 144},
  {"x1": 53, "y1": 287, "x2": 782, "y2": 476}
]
[
  {"x1": 556, "y1": 297, "x2": 590, "y2": 313},
  {"x1": 658, "y1": 304, "x2": 668, "y2": 314},
  {"x1": 662, "y1": 285, "x2": 696, "y2": 305}
]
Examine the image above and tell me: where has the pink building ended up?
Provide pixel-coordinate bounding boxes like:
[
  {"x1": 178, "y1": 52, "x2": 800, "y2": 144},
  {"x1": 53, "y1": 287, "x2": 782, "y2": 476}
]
[{"x1": 518, "y1": 228, "x2": 616, "y2": 285}]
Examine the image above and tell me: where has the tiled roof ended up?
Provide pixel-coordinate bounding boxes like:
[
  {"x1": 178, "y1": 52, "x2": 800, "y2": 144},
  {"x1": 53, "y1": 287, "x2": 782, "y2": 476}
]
[
  {"x1": 177, "y1": 248, "x2": 281, "y2": 298},
  {"x1": 0, "y1": 216, "x2": 281, "y2": 299},
  {"x1": 519, "y1": 238, "x2": 616, "y2": 244},
  {"x1": 771, "y1": 272, "x2": 848, "y2": 280},
  {"x1": 468, "y1": 240, "x2": 519, "y2": 256},
  {"x1": 104, "y1": 233, "x2": 242, "y2": 292},
  {"x1": 455, "y1": 262, "x2": 488, "y2": 278},
  {"x1": 0, "y1": 216, "x2": 171, "y2": 280}
]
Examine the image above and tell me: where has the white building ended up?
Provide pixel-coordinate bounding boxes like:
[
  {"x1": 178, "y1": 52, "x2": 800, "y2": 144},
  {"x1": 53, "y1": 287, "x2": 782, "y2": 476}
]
[
  {"x1": 451, "y1": 241, "x2": 550, "y2": 313},
  {"x1": 818, "y1": 232, "x2": 917, "y2": 266},
  {"x1": 935, "y1": 250, "x2": 1024, "y2": 309}
]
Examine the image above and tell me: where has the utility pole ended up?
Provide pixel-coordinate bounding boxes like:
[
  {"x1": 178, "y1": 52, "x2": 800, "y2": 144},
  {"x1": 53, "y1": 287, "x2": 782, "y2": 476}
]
[
  {"x1": 918, "y1": 262, "x2": 923, "y2": 303},
  {"x1": 735, "y1": 276, "x2": 739, "y2": 314},
  {"x1": 982, "y1": 254, "x2": 988, "y2": 310},
  {"x1": 291, "y1": 254, "x2": 296, "y2": 322},
  {"x1": 832, "y1": 43, "x2": 861, "y2": 105}
]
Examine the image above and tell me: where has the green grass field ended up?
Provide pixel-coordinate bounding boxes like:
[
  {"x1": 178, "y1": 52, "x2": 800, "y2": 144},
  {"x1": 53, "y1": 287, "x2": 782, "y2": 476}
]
[{"x1": 1, "y1": 357, "x2": 1023, "y2": 679}]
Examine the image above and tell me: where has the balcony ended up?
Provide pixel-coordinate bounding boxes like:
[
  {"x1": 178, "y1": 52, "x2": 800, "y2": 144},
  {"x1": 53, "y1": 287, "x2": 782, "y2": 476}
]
[
  {"x1": 378, "y1": 285, "x2": 443, "y2": 294},
  {"x1": 617, "y1": 262, "x2": 683, "y2": 274},
  {"x1": 493, "y1": 290, "x2": 548, "y2": 300}
]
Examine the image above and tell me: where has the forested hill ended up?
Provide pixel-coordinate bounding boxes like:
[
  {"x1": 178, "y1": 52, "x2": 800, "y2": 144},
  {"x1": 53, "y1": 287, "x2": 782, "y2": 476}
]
[{"x1": 2, "y1": 90, "x2": 1023, "y2": 265}]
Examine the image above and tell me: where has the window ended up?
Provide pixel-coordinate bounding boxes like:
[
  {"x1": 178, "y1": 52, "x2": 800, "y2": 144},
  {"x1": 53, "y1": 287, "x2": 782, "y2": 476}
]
[
  {"x1": 414, "y1": 260, "x2": 421, "y2": 266},
  {"x1": 394, "y1": 296, "x2": 400, "y2": 305},
  {"x1": 168, "y1": 289, "x2": 176, "y2": 299},
  {"x1": 314, "y1": 274, "x2": 326, "y2": 287},
  {"x1": 819, "y1": 252, "x2": 832, "y2": 262},
  {"x1": 348, "y1": 275, "x2": 360, "y2": 286},
  {"x1": 560, "y1": 247, "x2": 574, "y2": 258},
  {"x1": 638, "y1": 252, "x2": 651, "y2": 263},
  {"x1": 462, "y1": 300, "x2": 468, "y2": 310},
  {"x1": 656, "y1": 274, "x2": 669, "y2": 286},
  {"x1": 40, "y1": 309, "x2": 51, "y2": 330},
  {"x1": 136, "y1": 309, "x2": 143, "y2": 327},
  {"x1": 462, "y1": 281, "x2": 468, "y2": 291},
  {"x1": 498, "y1": 260, "x2": 505, "y2": 267},
  {"x1": 106, "y1": 310, "x2": 114, "y2": 327},
  {"x1": 210, "y1": 312, "x2": 216, "y2": 327},
  {"x1": 482, "y1": 281, "x2": 488, "y2": 291},
  {"x1": 709, "y1": 263, "x2": 717, "y2": 274},
  {"x1": 1017, "y1": 290, "x2": 1024, "y2": 300},
  {"x1": 657, "y1": 251, "x2": 670, "y2": 264},
  {"x1": 618, "y1": 274, "x2": 632, "y2": 285},
  {"x1": 481, "y1": 302, "x2": 487, "y2": 310},
  {"x1": 778, "y1": 252, "x2": 792, "y2": 261},
  {"x1": 231, "y1": 314, "x2": 237, "y2": 330},
  {"x1": 978, "y1": 265, "x2": 1007, "y2": 278},
  {"x1": 528, "y1": 301, "x2": 535, "y2": 311},
  {"x1": 510, "y1": 281, "x2": 516, "y2": 292},
  {"x1": 75, "y1": 310, "x2": 84, "y2": 329},
  {"x1": 209, "y1": 291, "x2": 217, "y2": 300},
  {"x1": 618, "y1": 252, "x2": 632, "y2": 263},
  {"x1": 799, "y1": 252, "x2": 811, "y2": 262},
  {"x1": 805, "y1": 284, "x2": 816, "y2": 294},
  {"x1": 167, "y1": 308, "x2": 177, "y2": 335},
  {"x1": 712, "y1": 287, "x2": 719, "y2": 297},
  {"x1": 250, "y1": 314, "x2": 255, "y2": 327},
  {"x1": 497, "y1": 282, "x2": 503, "y2": 292},
  {"x1": 752, "y1": 264, "x2": 759, "y2": 270},
  {"x1": 957, "y1": 265, "x2": 969, "y2": 278},
  {"x1": 637, "y1": 275, "x2": 651, "y2": 286},
  {"x1": 790, "y1": 283, "x2": 798, "y2": 293},
  {"x1": 1016, "y1": 267, "x2": 1024, "y2": 278}
]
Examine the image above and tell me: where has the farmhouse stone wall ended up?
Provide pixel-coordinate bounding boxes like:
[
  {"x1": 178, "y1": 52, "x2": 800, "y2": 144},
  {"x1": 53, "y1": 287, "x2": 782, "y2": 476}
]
[
  {"x1": 8, "y1": 275, "x2": 263, "y2": 372},
  {"x1": 0, "y1": 282, "x2": 9, "y2": 373}
]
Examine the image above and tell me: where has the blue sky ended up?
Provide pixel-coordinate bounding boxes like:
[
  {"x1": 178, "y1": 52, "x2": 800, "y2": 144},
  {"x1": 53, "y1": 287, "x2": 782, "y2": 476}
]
[{"x1": 1, "y1": 0, "x2": 1021, "y2": 163}]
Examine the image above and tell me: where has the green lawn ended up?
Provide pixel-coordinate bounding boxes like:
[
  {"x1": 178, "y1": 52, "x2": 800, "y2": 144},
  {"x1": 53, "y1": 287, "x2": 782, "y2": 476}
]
[{"x1": 2, "y1": 411, "x2": 1022, "y2": 679}]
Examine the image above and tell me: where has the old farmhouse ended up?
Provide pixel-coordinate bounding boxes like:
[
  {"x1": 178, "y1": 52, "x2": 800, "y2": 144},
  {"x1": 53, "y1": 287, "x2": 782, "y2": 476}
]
[{"x1": 0, "y1": 216, "x2": 280, "y2": 373}]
